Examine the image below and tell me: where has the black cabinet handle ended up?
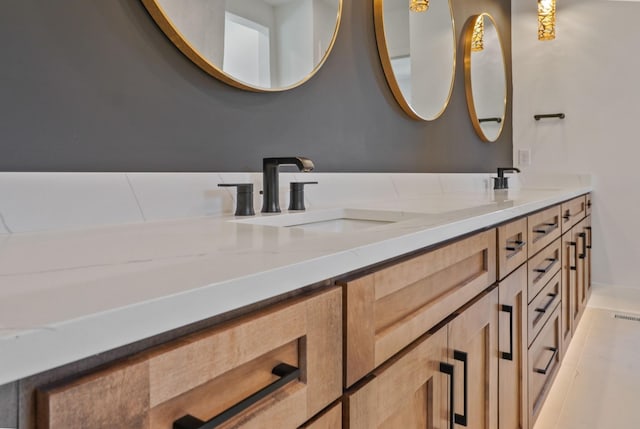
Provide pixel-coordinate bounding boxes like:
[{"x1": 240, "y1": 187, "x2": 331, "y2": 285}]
[
  {"x1": 563, "y1": 210, "x2": 571, "y2": 221},
  {"x1": 534, "y1": 347, "x2": 558, "y2": 375},
  {"x1": 505, "y1": 240, "x2": 526, "y2": 253},
  {"x1": 533, "y1": 257, "x2": 558, "y2": 274},
  {"x1": 439, "y1": 362, "x2": 455, "y2": 429},
  {"x1": 500, "y1": 305, "x2": 514, "y2": 361},
  {"x1": 569, "y1": 241, "x2": 577, "y2": 271},
  {"x1": 585, "y1": 226, "x2": 592, "y2": 249},
  {"x1": 453, "y1": 350, "x2": 468, "y2": 426},
  {"x1": 533, "y1": 222, "x2": 558, "y2": 235},
  {"x1": 535, "y1": 293, "x2": 558, "y2": 313},
  {"x1": 173, "y1": 363, "x2": 300, "y2": 429},
  {"x1": 578, "y1": 232, "x2": 587, "y2": 259}
]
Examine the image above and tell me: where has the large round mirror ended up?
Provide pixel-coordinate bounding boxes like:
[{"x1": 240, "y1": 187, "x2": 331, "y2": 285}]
[
  {"x1": 142, "y1": 0, "x2": 342, "y2": 92},
  {"x1": 374, "y1": 0, "x2": 456, "y2": 120},
  {"x1": 463, "y1": 13, "x2": 507, "y2": 142}
]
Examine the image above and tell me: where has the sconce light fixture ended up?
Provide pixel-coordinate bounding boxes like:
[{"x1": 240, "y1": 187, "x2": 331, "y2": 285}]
[
  {"x1": 410, "y1": 0, "x2": 429, "y2": 12},
  {"x1": 471, "y1": 15, "x2": 484, "y2": 52},
  {"x1": 538, "y1": 0, "x2": 556, "y2": 41}
]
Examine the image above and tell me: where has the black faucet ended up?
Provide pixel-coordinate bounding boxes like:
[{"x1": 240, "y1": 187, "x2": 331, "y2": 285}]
[
  {"x1": 494, "y1": 167, "x2": 520, "y2": 190},
  {"x1": 262, "y1": 157, "x2": 314, "y2": 213}
]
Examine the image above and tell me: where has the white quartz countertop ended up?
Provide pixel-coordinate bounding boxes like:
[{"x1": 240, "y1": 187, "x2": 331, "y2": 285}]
[{"x1": 0, "y1": 185, "x2": 591, "y2": 385}]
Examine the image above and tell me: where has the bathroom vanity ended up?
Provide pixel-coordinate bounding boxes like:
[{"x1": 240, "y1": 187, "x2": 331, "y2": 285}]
[{"x1": 0, "y1": 174, "x2": 592, "y2": 429}]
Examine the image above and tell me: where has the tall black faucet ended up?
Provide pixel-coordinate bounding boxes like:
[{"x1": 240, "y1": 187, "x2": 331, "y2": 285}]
[
  {"x1": 262, "y1": 157, "x2": 314, "y2": 213},
  {"x1": 494, "y1": 167, "x2": 521, "y2": 190}
]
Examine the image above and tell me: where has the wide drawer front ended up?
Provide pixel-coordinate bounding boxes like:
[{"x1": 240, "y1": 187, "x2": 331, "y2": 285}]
[
  {"x1": 37, "y1": 288, "x2": 342, "y2": 429},
  {"x1": 527, "y1": 205, "x2": 561, "y2": 257},
  {"x1": 497, "y1": 217, "x2": 528, "y2": 280},
  {"x1": 528, "y1": 271, "x2": 561, "y2": 346},
  {"x1": 342, "y1": 229, "x2": 496, "y2": 387},
  {"x1": 528, "y1": 306, "x2": 562, "y2": 425},
  {"x1": 528, "y1": 238, "x2": 561, "y2": 303},
  {"x1": 561, "y1": 195, "x2": 587, "y2": 233}
]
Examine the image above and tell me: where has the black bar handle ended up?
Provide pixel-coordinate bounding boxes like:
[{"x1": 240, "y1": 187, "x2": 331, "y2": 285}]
[
  {"x1": 505, "y1": 240, "x2": 526, "y2": 252},
  {"x1": 535, "y1": 293, "x2": 559, "y2": 313},
  {"x1": 534, "y1": 113, "x2": 565, "y2": 120},
  {"x1": 569, "y1": 242, "x2": 577, "y2": 271},
  {"x1": 533, "y1": 222, "x2": 558, "y2": 235},
  {"x1": 453, "y1": 350, "x2": 468, "y2": 426},
  {"x1": 585, "y1": 226, "x2": 592, "y2": 249},
  {"x1": 439, "y1": 362, "x2": 455, "y2": 429},
  {"x1": 533, "y1": 258, "x2": 558, "y2": 274},
  {"x1": 500, "y1": 305, "x2": 514, "y2": 361},
  {"x1": 479, "y1": 117, "x2": 502, "y2": 123},
  {"x1": 562, "y1": 210, "x2": 572, "y2": 221},
  {"x1": 578, "y1": 232, "x2": 587, "y2": 259},
  {"x1": 534, "y1": 347, "x2": 558, "y2": 375},
  {"x1": 173, "y1": 363, "x2": 300, "y2": 429}
]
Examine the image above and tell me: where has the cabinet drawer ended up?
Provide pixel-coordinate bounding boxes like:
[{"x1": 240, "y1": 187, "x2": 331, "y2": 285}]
[
  {"x1": 561, "y1": 196, "x2": 587, "y2": 233},
  {"x1": 37, "y1": 288, "x2": 342, "y2": 429},
  {"x1": 528, "y1": 306, "x2": 561, "y2": 426},
  {"x1": 528, "y1": 271, "x2": 561, "y2": 346},
  {"x1": 341, "y1": 229, "x2": 496, "y2": 387},
  {"x1": 497, "y1": 217, "x2": 528, "y2": 280},
  {"x1": 585, "y1": 193, "x2": 592, "y2": 216},
  {"x1": 527, "y1": 238, "x2": 561, "y2": 303},
  {"x1": 300, "y1": 402, "x2": 342, "y2": 429},
  {"x1": 527, "y1": 205, "x2": 561, "y2": 257}
]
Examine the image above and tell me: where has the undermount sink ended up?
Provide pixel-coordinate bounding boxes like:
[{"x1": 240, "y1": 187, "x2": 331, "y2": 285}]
[{"x1": 232, "y1": 208, "x2": 419, "y2": 233}]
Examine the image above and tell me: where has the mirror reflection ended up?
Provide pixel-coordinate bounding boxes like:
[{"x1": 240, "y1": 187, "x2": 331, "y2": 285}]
[
  {"x1": 463, "y1": 13, "x2": 507, "y2": 142},
  {"x1": 374, "y1": 0, "x2": 456, "y2": 120},
  {"x1": 143, "y1": 0, "x2": 342, "y2": 92}
]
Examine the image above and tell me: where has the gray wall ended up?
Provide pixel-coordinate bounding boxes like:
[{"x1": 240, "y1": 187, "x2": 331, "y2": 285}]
[{"x1": 0, "y1": 0, "x2": 511, "y2": 173}]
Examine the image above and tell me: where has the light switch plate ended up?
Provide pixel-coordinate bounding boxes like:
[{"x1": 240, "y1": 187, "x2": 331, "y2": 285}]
[{"x1": 518, "y1": 149, "x2": 531, "y2": 166}]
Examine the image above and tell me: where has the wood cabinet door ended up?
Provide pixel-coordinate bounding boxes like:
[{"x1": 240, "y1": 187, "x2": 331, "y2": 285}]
[
  {"x1": 498, "y1": 266, "x2": 528, "y2": 429},
  {"x1": 346, "y1": 327, "x2": 449, "y2": 429},
  {"x1": 560, "y1": 227, "x2": 577, "y2": 355},
  {"x1": 448, "y1": 288, "x2": 499, "y2": 429},
  {"x1": 584, "y1": 215, "x2": 592, "y2": 301}
]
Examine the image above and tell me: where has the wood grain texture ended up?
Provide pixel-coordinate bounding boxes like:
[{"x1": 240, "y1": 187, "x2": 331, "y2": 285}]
[
  {"x1": 527, "y1": 238, "x2": 561, "y2": 303},
  {"x1": 561, "y1": 196, "x2": 587, "y2": 234},
  {"x1": 299, "y1": 402, "x2": 342, "y2": 429},
  {"x1": 497, "y1": 217, "x2": 528, "y2": 280},
  {"x1": 527, "y1": 205, "x2": 561, "y2": 258},
  {"x1": 560, "y1": 227, "x2": 576, "y2": 356},
  {"x1": 346, "y1": 327, "x2": 448, "y2": 429},
  {"x1": 37, "y1": 287, "x2": 342, "y2": 429},
  {"x1": 498, "y1": 265, "x2": 528, "y2": 429},
  {"x1": 448, "y1": 287, "x2": 499, "y2": 429},
  {"x1": 528, "y1": 271, "x2": 561, "y2": 346},
  {"x1": 342, "y1": 229, "x2": 496, "y2": 387}
]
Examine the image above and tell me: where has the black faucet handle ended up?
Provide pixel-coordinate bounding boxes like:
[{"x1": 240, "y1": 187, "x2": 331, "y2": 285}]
[
  {"x1": 218, "y1": 183, "x2": 255, "y2": 216},
  {"x1": 494, "y1": 168, "x2": 520, "y2": 190},
  {"x1": 497, "y1": 167, "x2": 521, "y2": 178},
  {"x1": 288, "y1": 181, "x2": 318, "y2": 211}
]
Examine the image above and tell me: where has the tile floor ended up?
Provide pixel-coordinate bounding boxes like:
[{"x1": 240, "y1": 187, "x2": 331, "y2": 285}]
[{"x1": 534, "y1": 285, "x2": 640, "y2": 429}]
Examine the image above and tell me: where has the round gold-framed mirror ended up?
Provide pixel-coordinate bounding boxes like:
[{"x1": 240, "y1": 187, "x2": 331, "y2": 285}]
[
  {"x1": 463, "y1": 13, "x2": 507, "y2": 142},
  {"x1": 141, "y1": 0, "x2": 343, "y2": 92},
  {"x1": 373, "y1": 0, "x2": 456, "y2": 121}
]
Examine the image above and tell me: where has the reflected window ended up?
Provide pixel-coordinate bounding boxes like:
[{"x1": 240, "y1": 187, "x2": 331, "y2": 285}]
[{"x1": 223, "y1": 12, "x2": 271, "y2": 87}]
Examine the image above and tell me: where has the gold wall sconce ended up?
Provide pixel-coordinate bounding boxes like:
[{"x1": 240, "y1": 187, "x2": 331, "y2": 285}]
[
  {"x1": 538, "y1": 0, "x2": 556, "y2": 41},
  {"x1": 410, "y1": 0, "x2": 429, "y2": 12}
]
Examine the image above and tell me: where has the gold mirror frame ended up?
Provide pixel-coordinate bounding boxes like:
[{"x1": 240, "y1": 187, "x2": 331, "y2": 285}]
[
  {"x1": 463, "y1": 13, "x2": 507, "y2": 142},
  {"x1": 373, "y1": 0, "x2": 456, "y2": 121},
  {"x1": 141, "y1": 0, "x2": 343, "y2": 93}
]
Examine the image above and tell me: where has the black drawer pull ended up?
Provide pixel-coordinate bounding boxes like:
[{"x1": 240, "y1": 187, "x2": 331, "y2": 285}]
[
  {"x1": 533, "y1": 223, "x2": 558, "y2": 235},
  {"x1": 500, "y1": 305, "x2": 514, "y2": 361},
  {"x1": 534, "y1": 347, "x2": 558, "y2": 375},
  {"x1": 173, "y1": 363, "x2": 300, "y2": 429},
  {"x1": 578, "y1": 232, "x2": 587, "y2": 259},
  {"x1": 585, "y1": 226, "x2": 592, "y2": 249},
  {"x1": 535, "y1": 293, "x2": 558, "y2": 313},
  {"x1": 506, "y1": 240, "x2": 526, "y2": 252},
  {"x1": 533, "y1": 257, "x2": 558, "y2": 274},
  {"x1": 453, "y1": 350, "x2": 468, "y2": 426},
  {"x1": 439, "y1": 362, "x2": 455, "y2": 429},
  {"x1": 562, "y1": 210, "x2": 571, "y2": 221},
  {"x1": 569, "y1": 241, "x2": 577, "y2": 271}
]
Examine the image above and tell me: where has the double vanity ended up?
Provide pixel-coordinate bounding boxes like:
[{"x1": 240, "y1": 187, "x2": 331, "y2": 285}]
[{"x1": 0, "y1": 172, "x2": 592, "y2": 429}]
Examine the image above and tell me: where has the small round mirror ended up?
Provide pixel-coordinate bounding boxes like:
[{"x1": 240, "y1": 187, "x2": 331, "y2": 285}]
[
  {"x1": 463, "y1": 13, "x2": 507, "y2": 142},
  {"x1": 374, "y1": 0, "x2": 456, "y2": 120},
  {"x1": 142, "y1": 0, "x2": 342, "y2": 92}
]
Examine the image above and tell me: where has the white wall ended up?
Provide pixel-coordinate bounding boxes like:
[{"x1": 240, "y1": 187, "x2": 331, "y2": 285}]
[{"x1": 512, "y1": 0, "x2": 640, "y2": 288}]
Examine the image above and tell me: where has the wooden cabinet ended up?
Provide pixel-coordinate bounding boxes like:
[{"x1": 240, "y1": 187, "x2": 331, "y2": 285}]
[
  {"x1": 300, "y1": 403, "x2": 342, "y2": 429},
  {"x1": 527, "y1": 238, "x2": 561, "y2": 303},
  {"x1": 561, "y1": 196, "x2": 587, "y2": 234},
  {"x1": 497, "y1": 218, "x2": 528, "y2": 280},
  {"x1": 341, "y1": 229, "x2": 496, "y2": 387},
  {"x1": 37, "y1": 288, "x2": 342, "y2": 429},
  {"x1": 527, "y1": 205, "x2": 561, "y2": 257},
  {"x1": 498, "y1": 265, "x2": 528, "y2": 429},
  {"x1": 346, "y1": 287, "x2": 498, "y2": 429}
]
